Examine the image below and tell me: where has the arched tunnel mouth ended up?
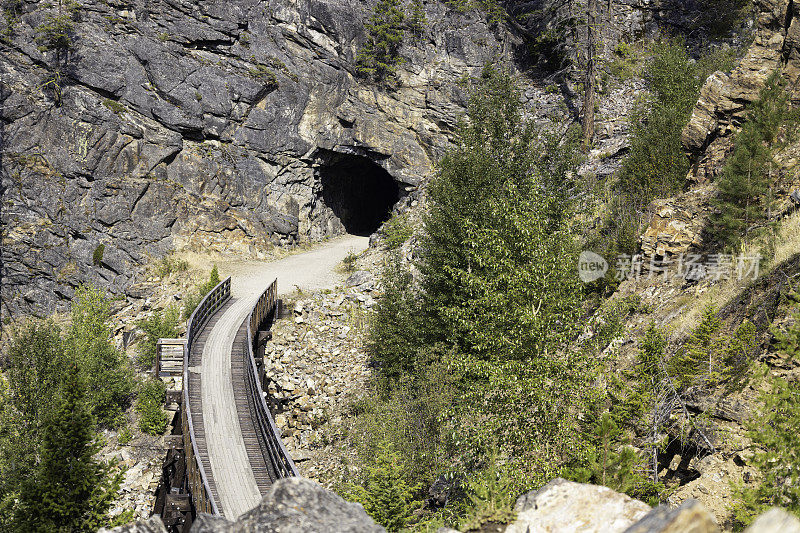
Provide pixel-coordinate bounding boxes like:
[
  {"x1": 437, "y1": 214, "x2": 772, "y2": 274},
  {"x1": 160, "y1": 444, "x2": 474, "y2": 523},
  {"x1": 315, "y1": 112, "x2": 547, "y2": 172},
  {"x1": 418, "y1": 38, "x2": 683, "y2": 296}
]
[{"x1": 317, "y1": 151, "x2": 400, "y2": 236}]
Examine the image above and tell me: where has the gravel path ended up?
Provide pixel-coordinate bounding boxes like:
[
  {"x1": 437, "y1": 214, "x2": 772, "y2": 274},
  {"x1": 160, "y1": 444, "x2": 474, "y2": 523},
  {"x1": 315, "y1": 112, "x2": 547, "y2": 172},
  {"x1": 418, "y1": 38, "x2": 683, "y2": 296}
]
[{"x1": 198, "y1": 234, "x2": 369, "y2": 519}]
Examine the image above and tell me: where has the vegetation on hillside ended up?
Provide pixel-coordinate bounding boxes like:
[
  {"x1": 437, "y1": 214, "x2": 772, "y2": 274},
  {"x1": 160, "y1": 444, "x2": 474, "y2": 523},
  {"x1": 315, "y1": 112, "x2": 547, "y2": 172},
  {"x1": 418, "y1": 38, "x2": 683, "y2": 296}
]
[
  {"x1": 356, "y1": 0, "x2": 406, "y2": 82},
  {"x1": 0, "y1": 286, "x2": 136, "y2": 530},
  {"x1": 346, "y1": 67, "x2": 611, "y2": 529},
  {"x1": 183, "y1": 265, "x2": 222, "y2": 320},
  {"x1": 710, "y1": 71, "x2": 800, "y2": 250},
  {"x1": 136, "y1": 305, "x2": 180, "y2": 369},
  {"x1": 599, "y1": 38, "x2": 739, "y2": 257}
]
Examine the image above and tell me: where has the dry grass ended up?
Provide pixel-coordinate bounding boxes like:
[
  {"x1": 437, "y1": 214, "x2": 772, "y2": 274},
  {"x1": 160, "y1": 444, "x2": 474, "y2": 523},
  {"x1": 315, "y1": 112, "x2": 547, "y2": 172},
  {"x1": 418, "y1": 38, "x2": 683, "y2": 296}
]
[{"x1": 669, "y1": 210, "x2": 800, "y2": 337}]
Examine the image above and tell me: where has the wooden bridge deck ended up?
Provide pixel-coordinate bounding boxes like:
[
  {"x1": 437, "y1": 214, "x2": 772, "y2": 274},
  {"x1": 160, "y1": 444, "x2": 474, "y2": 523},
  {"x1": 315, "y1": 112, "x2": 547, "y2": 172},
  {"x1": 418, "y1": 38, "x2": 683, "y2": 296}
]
[{"x1": 188, "y1": 296, "x2": 271, "y2": 519}]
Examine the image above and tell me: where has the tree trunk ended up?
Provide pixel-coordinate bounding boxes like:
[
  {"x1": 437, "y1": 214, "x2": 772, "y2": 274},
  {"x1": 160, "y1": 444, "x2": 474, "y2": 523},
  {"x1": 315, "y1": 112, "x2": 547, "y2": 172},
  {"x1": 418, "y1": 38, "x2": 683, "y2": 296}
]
[{"x1": 582, "y1": 0, "x2": 597, "y2": 150}]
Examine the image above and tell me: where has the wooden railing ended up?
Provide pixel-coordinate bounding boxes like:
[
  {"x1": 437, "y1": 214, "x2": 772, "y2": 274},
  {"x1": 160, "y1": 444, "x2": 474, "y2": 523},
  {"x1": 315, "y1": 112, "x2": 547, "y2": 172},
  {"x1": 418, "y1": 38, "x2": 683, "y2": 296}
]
[
  {"x1": 183, "y1": 277, "x2": 231, "y2": 516},
  {"x1": 244, "y1": 278, "x2": 299, "y2": 479}
]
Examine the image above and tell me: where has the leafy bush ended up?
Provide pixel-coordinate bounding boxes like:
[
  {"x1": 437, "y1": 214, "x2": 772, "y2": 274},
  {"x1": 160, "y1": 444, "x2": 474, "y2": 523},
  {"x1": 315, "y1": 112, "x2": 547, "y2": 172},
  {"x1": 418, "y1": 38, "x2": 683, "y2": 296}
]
[
  {"x1": 118, "y1": 426, "x2": 132, "y2": 445},
  {"x1": 381, "y1": 212, "x2": 412, "y2": 250},
  {"x1": 66, "y1": 285, "x2": 135, "y2": 427},
  {"x1": 136, "y1": 380, "x2": 168, "y2": 436},
  {"x1": 356, "y1": 0, "x2": 406, "y2": 82},
  {"x1": 346, "y1": 440, "x2": 422, "y2": 531},
  {"x1": 136, "y1": 305, "x2": 181, "y2": 369}
]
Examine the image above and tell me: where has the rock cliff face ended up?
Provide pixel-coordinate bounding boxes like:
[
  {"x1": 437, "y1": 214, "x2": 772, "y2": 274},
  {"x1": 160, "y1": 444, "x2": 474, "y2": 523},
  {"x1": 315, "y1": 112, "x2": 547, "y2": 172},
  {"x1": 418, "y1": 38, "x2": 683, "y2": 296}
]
[
  {"x1": 682, "y1": 0, "x2": 799, "y2": 182},
  {"x1": 1, "y1": 0, "x2": 522, "y2": 316}
]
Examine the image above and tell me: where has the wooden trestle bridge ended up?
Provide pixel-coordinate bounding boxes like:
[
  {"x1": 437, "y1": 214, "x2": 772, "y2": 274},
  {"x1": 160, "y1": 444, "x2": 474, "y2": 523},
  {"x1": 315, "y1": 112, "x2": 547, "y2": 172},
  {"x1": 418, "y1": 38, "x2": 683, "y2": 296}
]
[{"x1": 152, "y1": 276, "x2": 298, "y2": 530}]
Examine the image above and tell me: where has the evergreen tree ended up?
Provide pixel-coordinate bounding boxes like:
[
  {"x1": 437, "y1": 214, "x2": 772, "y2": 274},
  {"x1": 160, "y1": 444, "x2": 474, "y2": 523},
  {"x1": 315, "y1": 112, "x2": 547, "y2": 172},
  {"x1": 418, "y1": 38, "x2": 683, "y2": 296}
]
[
  {"x1": 356, "y1": 0, "x2": 405, "y2": 82},
  {"x1": 407, "y1": 0, "x2": 426, "y2": 37},
  {"x1": 0, "y1": 320, "x2": 66, "y2": 527},
  {"x1": 711, "y1": 72, "x2": 798, "y2": 249},
  {"x1": 14, "y1": 363, "x2": 121, "y2": 532},
  {"x1": 366, "y1": 253, "x2": 422, "y2": 382},
  {"x1": 347, "y1": 440, "x2": 421, "y2": 531}
]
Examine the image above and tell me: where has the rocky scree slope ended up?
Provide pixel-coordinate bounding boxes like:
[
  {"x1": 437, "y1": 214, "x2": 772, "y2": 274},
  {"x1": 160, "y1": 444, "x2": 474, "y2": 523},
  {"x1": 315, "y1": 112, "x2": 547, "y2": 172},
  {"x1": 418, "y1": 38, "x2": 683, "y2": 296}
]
[{"x1": 0, "y1": 0, "x2": 523, "y2": 317}]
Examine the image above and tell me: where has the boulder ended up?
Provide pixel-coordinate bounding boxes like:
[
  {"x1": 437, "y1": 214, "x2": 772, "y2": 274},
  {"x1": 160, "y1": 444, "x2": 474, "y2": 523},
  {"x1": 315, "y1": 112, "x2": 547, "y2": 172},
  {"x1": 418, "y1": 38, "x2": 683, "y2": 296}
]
[
  {"x1": 745, "y1": 508, "x2": 800, "y2": 533},
  {"x1": 192, "y1": 477, "x2": 384, "y2": 532},
  {"x1": 506, "y1": 478, "x2": 651, "y2": 533},
  {"x1": 624, "y1": 500, "x2": 719, "y2": 533},
  {"x1": 101, "y1": 516, "x2": 168, "y2": 533}
]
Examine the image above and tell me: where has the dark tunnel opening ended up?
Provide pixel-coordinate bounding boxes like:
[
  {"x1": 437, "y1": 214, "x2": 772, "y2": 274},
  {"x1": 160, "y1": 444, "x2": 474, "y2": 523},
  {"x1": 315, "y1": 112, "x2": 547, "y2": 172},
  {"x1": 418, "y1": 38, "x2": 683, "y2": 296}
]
[{"x1": 317, "y1": 153, "x2": 400, "y2": 236}]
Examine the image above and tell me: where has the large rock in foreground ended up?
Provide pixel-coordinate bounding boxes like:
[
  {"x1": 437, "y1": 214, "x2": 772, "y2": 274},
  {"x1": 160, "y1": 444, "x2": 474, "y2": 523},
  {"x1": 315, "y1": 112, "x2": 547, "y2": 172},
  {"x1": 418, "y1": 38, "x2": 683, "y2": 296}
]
[
  {"x1": 108, "y1": 478, "x2": 383, "y2": 532},
  {"x1": 194, "y1": 477, "x2": 383, "y2": 532},
  {"x1": 506, "y1": 478, "x2": 652, "y2": 533}
]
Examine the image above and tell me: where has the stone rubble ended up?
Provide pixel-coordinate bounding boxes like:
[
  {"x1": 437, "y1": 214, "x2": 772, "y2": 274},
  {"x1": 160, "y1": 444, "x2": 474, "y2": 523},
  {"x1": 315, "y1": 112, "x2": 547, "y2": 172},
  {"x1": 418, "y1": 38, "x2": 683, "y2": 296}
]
[{"x1": 263, "y1": 270, "x2": 377, "y2": 482}]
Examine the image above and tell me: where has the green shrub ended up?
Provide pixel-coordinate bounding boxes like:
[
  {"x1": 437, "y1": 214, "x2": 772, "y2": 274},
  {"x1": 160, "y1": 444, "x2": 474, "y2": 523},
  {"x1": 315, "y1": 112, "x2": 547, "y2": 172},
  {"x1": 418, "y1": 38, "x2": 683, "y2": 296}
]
[
  {"x1": 118, "y1": 426, "x2": 132, "y2": 445},
  {"x1": 154, "y1": 254, "x2": 189, "y2": 277},
  {"x1": 607, "y1": 41, "x2": 640, "y2": 81},
  {"x1": 92, "y1": 244, "x2": 105, "y2": 266},
  {"x1": 346, "y1": 440, "x2": 422, "y2": 531},
  {"x1": 102, "y1": 99, "x2": 127, "y2": 115},
  {"x1": 367, "y1": 254, "x2": 422, "y2": 381},
  {"x1": 136, "y1": 380, "x2": 168, "y2": 436},
  {"x1": 342, "y1": 251, "x2": 359, "y2": 273},
  {"x1": 732, "y1": 366, "x2": 800, "y2": 526},
  {"x1": 459, "y1": 456, "x2": 516, "y2": 531},
  {"x1": 563, "y1": 413, "x2": 665, "y2": 506},
  {"x1": 356, "y1": 0, "x2": 406, "y2": 82},
  {"x1": 136, "y1": 305, "x2": 181, "y2": 369},
  {"x1": 247, "y1": 64, "x2": 278, "y2": 87},
  {"x1": 604, "y1": 38, "x2": 746, "y2": 256},
  {"x1": 381, "y1": 212, "x2": 412, "y2": 250}
]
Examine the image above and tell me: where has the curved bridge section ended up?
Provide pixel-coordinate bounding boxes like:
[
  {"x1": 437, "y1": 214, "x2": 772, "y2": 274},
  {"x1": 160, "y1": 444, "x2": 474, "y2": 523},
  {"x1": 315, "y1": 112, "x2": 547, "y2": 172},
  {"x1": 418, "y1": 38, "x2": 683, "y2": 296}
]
[{"x1": 182, "y1": 276, "x2": 297, "y2": 519}]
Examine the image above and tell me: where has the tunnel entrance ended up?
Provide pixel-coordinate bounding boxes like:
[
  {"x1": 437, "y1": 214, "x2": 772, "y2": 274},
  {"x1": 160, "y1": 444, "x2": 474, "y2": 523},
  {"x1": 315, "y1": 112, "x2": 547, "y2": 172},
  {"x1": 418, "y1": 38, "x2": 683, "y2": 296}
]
[{"x1": 316, "y1": 152, "x2": 400, "y2": 236}]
